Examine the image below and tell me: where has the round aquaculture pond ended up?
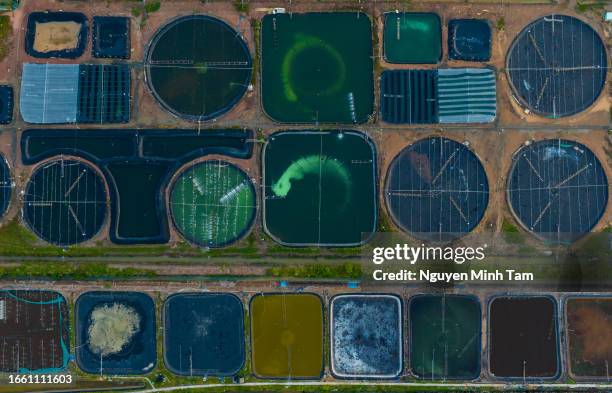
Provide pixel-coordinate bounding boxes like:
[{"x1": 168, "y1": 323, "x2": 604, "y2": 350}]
[
  {"x1": 23, "y1": 159, "x2": 107, "y2": 246},
  {"x1": 170, "y1": 160, "x2": 256, "y2": 248},
  {"x1": 263, "y1": 130, "x2": 377, "y2": 246},
  {"x1": 145, "y1": 15, "x2": 252, "y2": 121},
  {"x1": 261, "y1": 12, "x2": 373, "y2": 123},
  {"x1": 0, "y1": 154, "x2": 12, "y2": 220},
  {"x1": 506, "y1": 15, "x2": 607, "y2": 118},
  {"x1": 330, "y1": 294, "x2": 402, "y2": 379},
  {"x1": 385, "y1": 137, "x2": 489, "y2": 242},
  {"x1": 164, "y1": 293, "x2": 245, "y2": 376},
  {"x1": 409, "y1": 295, "x2": 481, "y2": 380},
  {"x1": 507, "y1": 139, "x2": 608, "y2": 243},
  {"x1": 250, "y1": 293, "x2": 324, "y2": 379},
  {"x1": 448, "y1": 19, "x2": 491, "y2": 61},
  {"x1": 565, "y1": 297, "x2": 612, "y2": 380},
  {"x1": 75, "y1": 291, "x2": 156, "y2": 375},
  {"x1": 489, "y1": 296, "x2": 560, "y2": 379}
]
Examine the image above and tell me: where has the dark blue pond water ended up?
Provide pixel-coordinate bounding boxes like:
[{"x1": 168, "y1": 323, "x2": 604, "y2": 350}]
[{"x1": 164, "y1": 293, "x2": 245, "y2": 376}]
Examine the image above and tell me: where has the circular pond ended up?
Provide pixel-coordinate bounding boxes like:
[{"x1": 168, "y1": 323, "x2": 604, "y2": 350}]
[
  {"x1": 170, "y1": 160, "x2": 256, "y2": 248},
  {"x1": 385, "y1": 137, "x2": 489, "y2": 242},
  {"x1": 145, "y1": 15, "x2": 252, "y2": 121},
  {"x1": 506, "y1": 15, "x2": 607, "y2": 118},
  {"x1": 24, "y1": 159, "x2": 107, "y2": 246},
  {"x1": 0, "y1": 155, "x2": 12, "y2": 219},
  {"x1": 507, "y1": 139, "x2": 608, "y2": 243}
]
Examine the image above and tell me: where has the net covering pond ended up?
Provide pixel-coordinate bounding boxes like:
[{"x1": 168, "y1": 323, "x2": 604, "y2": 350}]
[
  {"x1": 0, "y1": 154, "x2": 11, "y2": 219},
  {"x1": 385, "y1": 137, "x2": 489, "y2": 242},
  {"x1": 170, "y1": 160, "x2": 255, "y2": 248},
  {"x1": 261, "y1": 12, "x2": 373, "y2": 123},
  {"x1": 489, "y1": 296, "x2": 559, "y2": 379},
  {"x1": 0, "y1": 85, "x2": 13, "y2": 124},
  {"x1": 384, "y1": 12, "x2": 441, "y2": 64},
  {"x1": 331, "y1": 294, "x2": 402, "y2": 379},
  {"x1": 93, "y1": 16, "x2": 130, "y2": 59},
  {"x1": 566, "y1": 297, "x2": 612, "y2": 379},
  {"x1": 250, "y1": 293, "x2": 323, "y2": 379},
  {"x1": 410, "y1": 295, "x2": 481, "y2": 379},
  {"x1": 437, "y1": 68, "x2": 496, "y2": 123},
  {"x1": 25, "y1": 12, "x2": 88, "y2": 59},
  {"x1": 145, "y1": 15, "x2": 252, "y2": 121},
  {"x1": 0, "y1": 290, "x2": 70, "y2": 373},
  {"x1": 380, "y1": 70, "x2": 437, "y2": 124},
  {"x1": 75, "y1": 291, "x2": 156, "y2": 375},
  {"x1": 507, "y1": 139, "x2": 608, "y2": 243},
  {"x1": 263, "y1": 131, "x2": 377, "y2": 246},
  {"x1": 448, "y1": 19, "x2": 491, "y2": 62},
  {"x1": 506, "y1": 15, "x2": 607, "y2": 118},
  {"x1": 164, "y1": 293, "x2": 245, "y2": 376},
  {"x1": 24, "y1": 159, "x2": 107, "y2": 246}
]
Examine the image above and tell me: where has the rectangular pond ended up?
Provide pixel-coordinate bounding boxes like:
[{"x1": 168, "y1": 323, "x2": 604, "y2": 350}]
[
  {"x1": 409, "y1": 295, "x2": 481, "y2": 379},
  {"x1": 383, "y1": 12, "x2": 441, "y2": 64},
  {"x1": 250, "y1": 293, "x2": 324, "y2": 379},
  {"x1": 330, "y1": 294, "x2": 402, "y2": 379},
  {"x1": 263, "y1": 130, "x2": 377, "y2": 246},
  {"x1": 566, "y1": 296, "x2": 612, "y2": 380},
  {"x1": 164, "y1": 293, "x2": 245, "y2": 376},
  {"x1": 75, "y1": 291, "x2": 156, "y2": 375},
  {"x1": 261, "y1": 12, "x2": 373, "y2": 123},
  {"x1": 489, "y1": 296, "x2": 559, "y2": 379},
  {"x1": 0, "y1": 290, "x2": 70, "y2": 373}
]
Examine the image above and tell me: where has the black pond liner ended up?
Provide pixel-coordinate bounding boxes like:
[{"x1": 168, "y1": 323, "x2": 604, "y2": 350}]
[
  {"x1": 25, "y1": 12, "x2": 88, "y2": 59},
  {"x1": 0, "y1": 154, "x2": 11, "y2": 219},
  {"x1": 488, "y1": 295, "x2": 560, "y2": 380},
  {"x1": 385, "y1": 137, "x2": 489, "y2": 242},
  {"x1": 448, "y1": 19, "x2": 491, "y2": 62},
  {"x1": 93, "y1": 16, "x2": 130, "y2": 59},
  {"x1": 330, "y1": 294, "x2": 402, "y2": 379},
  {"x1": 0, "y1": 85, "x2": 13, "y2": 124},
  {"x1": 507, "y1": 139, "x2": 608, "y2": 244},
  {"x1": 21, "y1": 129, "x2": 253, "y2": 245},
  {"x1": 75, "y1": 291, "x2": 156, "y2": 375},
  {"x1": 23, "y1": 159, "x2": 107, "y2": 246},
  {"x1": 145, "y1": 15, "x2": 252, "y2": 121},
  {"x1": 380, "y1": 70, "x2": 438, "y2": 124},
  {"x1": 163, "y1": 293, "x2": 245, "y2": 376},
  {"x1": 506, "y1": 15, "x2": 607, "y2": 118}
]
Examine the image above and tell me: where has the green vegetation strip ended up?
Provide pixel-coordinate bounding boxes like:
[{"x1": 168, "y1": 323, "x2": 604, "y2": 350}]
[
  {"x1": 0, "y1": 15, "x2": 11, "y2": 62},
  {"x1": 0, "y1": 262, "x2": 156, "y2": 280}
]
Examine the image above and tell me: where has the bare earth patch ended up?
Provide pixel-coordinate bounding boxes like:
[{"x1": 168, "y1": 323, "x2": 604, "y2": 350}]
[{"x1": 33, "y1": 21, "x2": 80, "y2": 52}]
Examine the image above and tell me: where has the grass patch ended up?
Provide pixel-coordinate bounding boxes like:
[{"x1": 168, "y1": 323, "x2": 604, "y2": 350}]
[
  {"x1": 234, "y1": 0, "x2": 249, "y2": 13},
  {"x1": 496, "y1": 17, "x2": 505, "y2": 31},
  {"x1": 502, "y1": 218, "x2": 524, "y2": 244},
  {"x1": 131, "y1": 6, "x2": 142, "y2": 17},
  {"x1": 0, "y1": 262, "x2": 156, "y2": 280},
  {"x1": 145, "y1": 0, "x2": 161, "y2": 13},
  {"x1": 575, "y1": 1, "x2": 605, "y2": 13},
  {"x1": 267, "y1": 263, "x2": 361, "y2": 279},
  {"x1": 0, "y1": 15, "x2": 12, "y2": 62}
]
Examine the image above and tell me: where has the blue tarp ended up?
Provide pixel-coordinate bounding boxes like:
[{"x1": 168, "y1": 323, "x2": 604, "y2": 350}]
[
  {"x1": 437, "y1": 68, "x2": 496, "y2": 123},
  {"x1": 20, "y1": 63, "x2": 80, "y2": 124}
]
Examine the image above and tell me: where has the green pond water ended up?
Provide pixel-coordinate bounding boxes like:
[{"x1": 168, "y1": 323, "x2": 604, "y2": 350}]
[
  {"x1": 384, "y1": 13, "x2": 441, "y2": 64},
  {"x1": 264, "y1": 131, "x2": 376, "y2": 246},
  {"x1": 170, "y1": 160, "x2": 255, "y2": 247},
  {"x1": 261, "y1": 13, "x2": 373, "y2": 123},
  {"x1": 410, "y1": 295, "x2": 481, "y2": 379}
]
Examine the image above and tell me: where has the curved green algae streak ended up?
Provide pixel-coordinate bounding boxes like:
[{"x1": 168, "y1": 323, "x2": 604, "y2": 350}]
[
  {"x1": 271, "y1": 155, "x2": 352, "y2": 201},
  {"x1": 281, "y1": 34, "x2": 347, "y2": 102}
]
